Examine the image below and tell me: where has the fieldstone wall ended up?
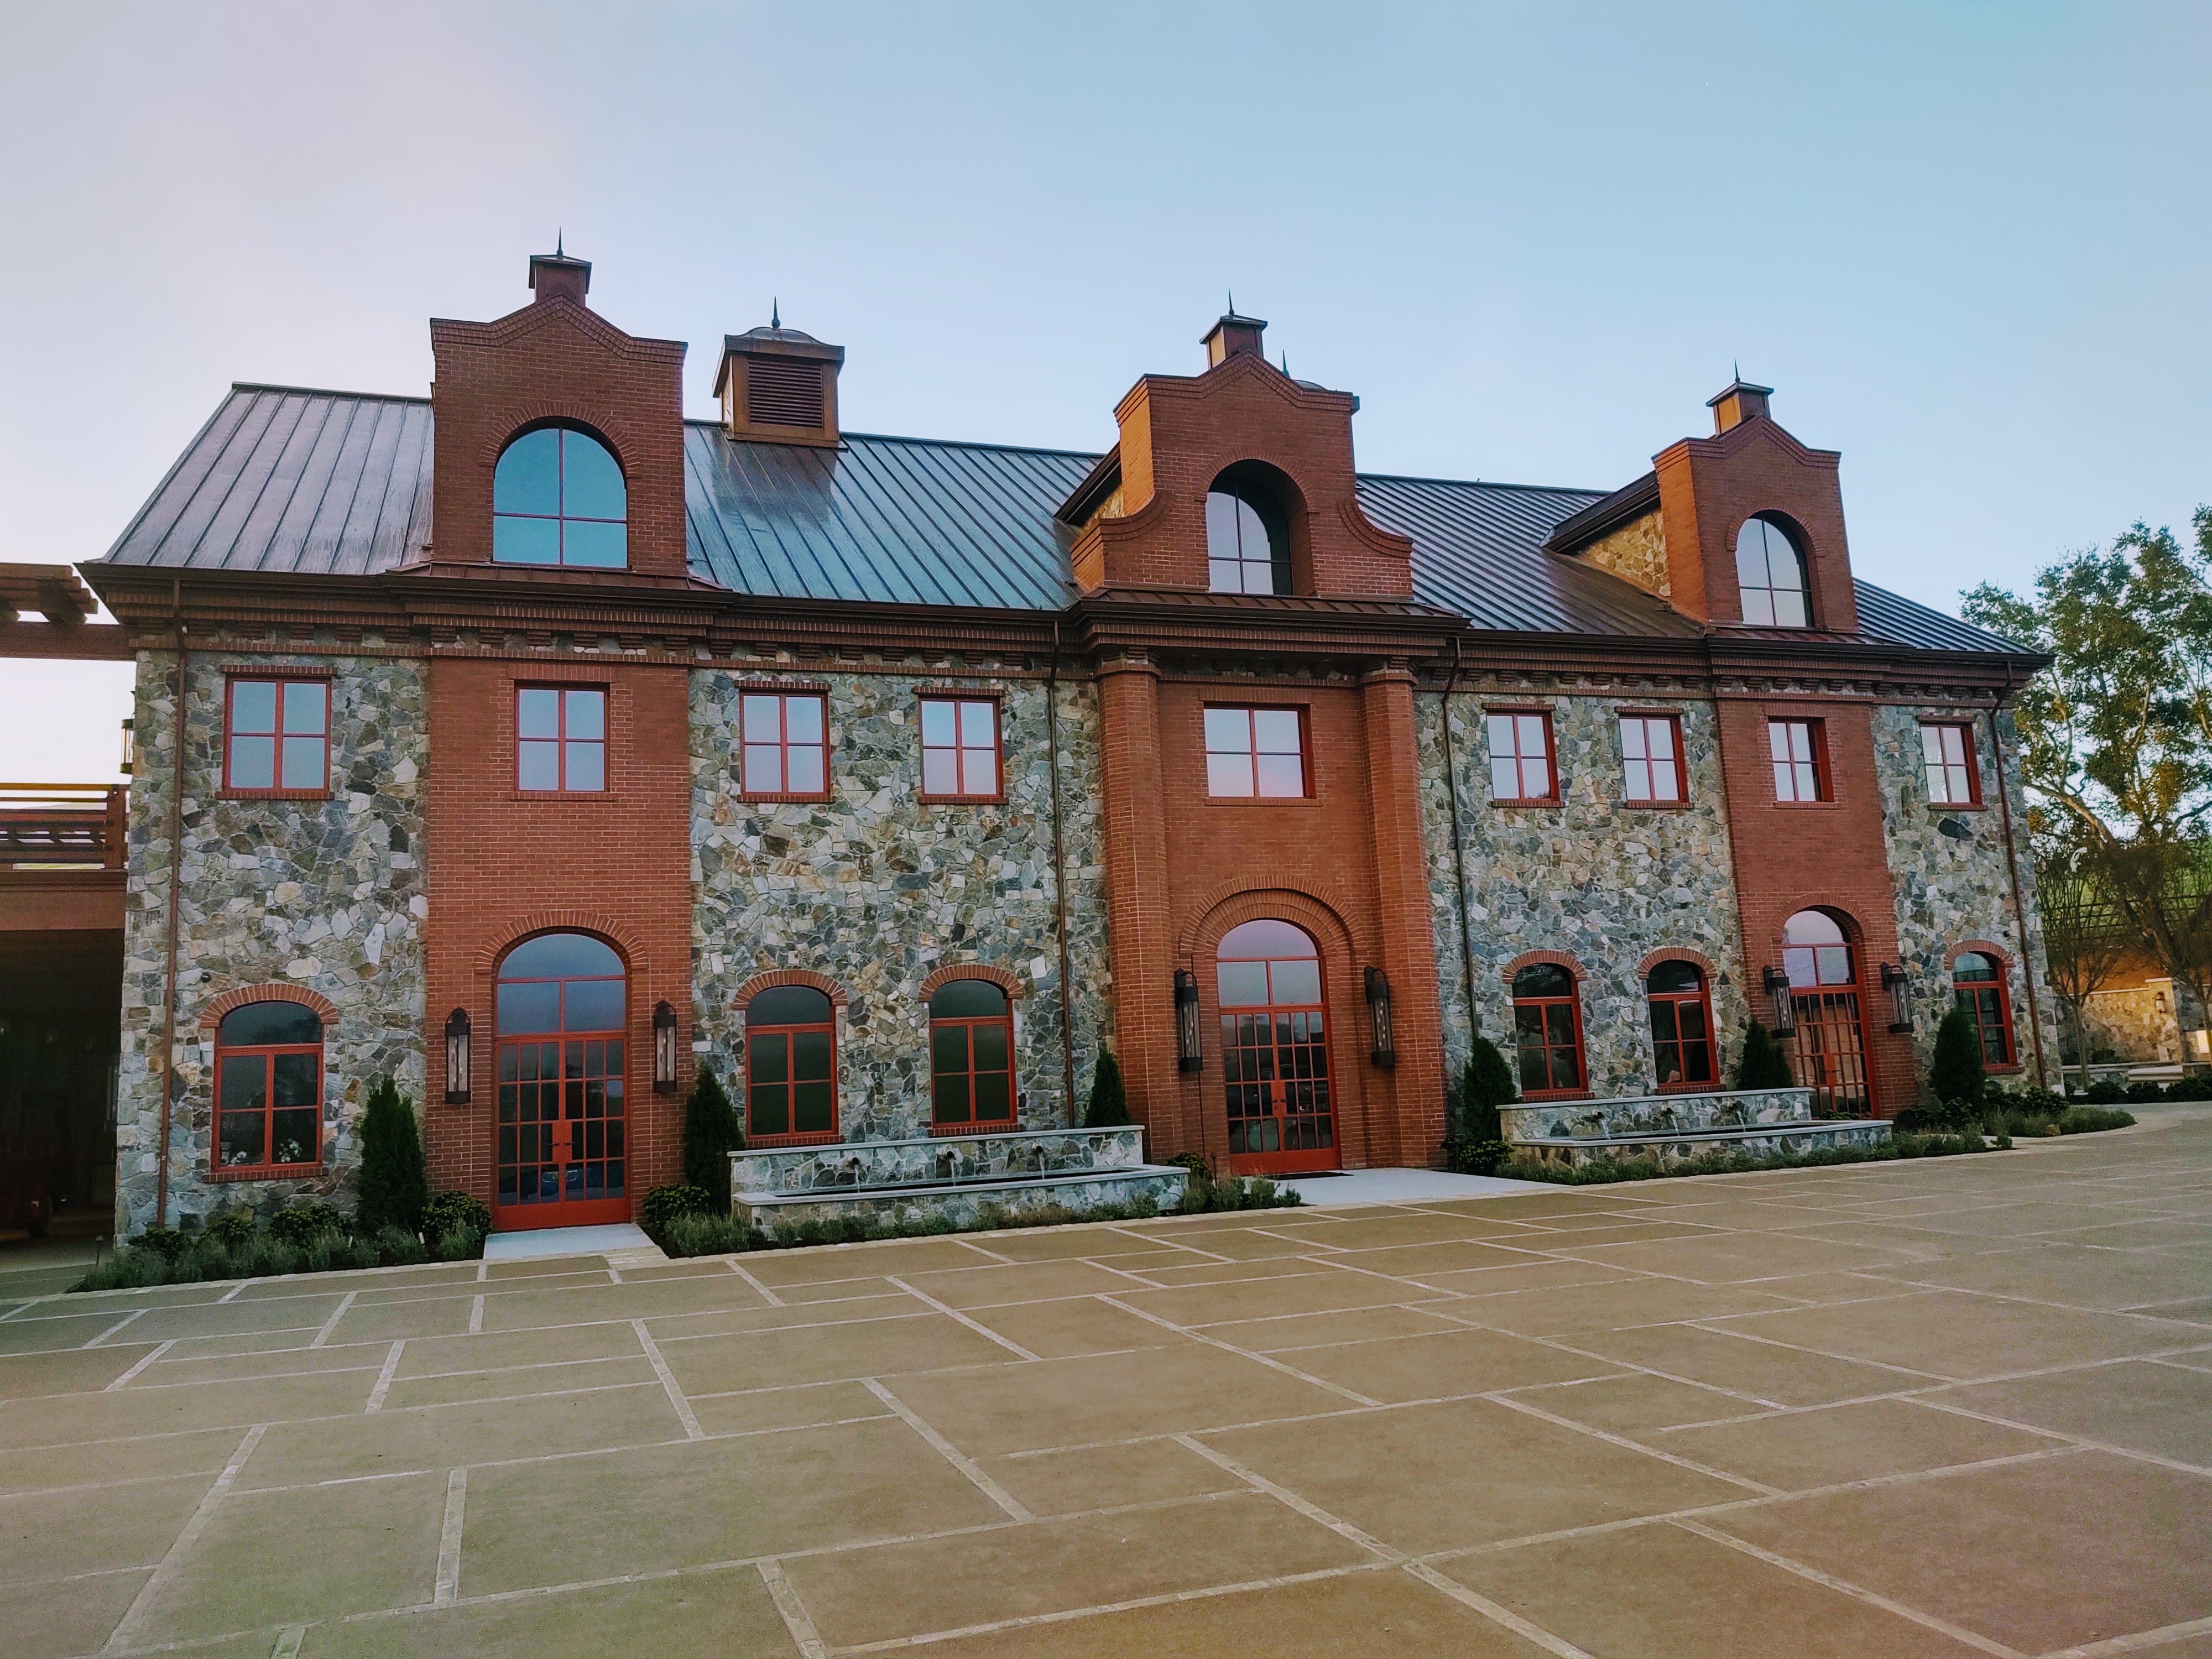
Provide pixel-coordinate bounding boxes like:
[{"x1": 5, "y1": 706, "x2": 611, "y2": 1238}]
[
  {"x1": 117, "y1": 648, "x2": 428, "y2": 1236},
  {"x1": 2078, "y1": 985, "x2": 2178, "y2": 1065},
  {"x1": 691, "y1": 667, "x2": 1111, "y2": 1141},
  {"x1": 1871, "y1": 705, "x2": 2061, "y2": 1089},
  {"x1": 1415, "y1": 684, "x2": 1750, "y2": 1100},
  {"x1": 1580, "y1": 511, "x2": 1670, "y2": 600}
]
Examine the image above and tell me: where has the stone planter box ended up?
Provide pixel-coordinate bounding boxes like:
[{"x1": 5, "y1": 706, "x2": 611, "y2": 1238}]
[
  {"x1": 1507, "y1": 1118, "x2": 1892, "y2": 1169},
  {"x1": 732, "y1": 1164, "x2": 1188, "y2": 1230},
  {"x1": 1501, "y1": 1087, "x2": 1815, "y2": 1143},
  {"x1": 732, "y1": 1125, "x2": 1147, "y2": 1196}
]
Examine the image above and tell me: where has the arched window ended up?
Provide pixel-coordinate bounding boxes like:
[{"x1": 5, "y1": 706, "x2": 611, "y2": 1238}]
[
  {"x1": 1735, "y1": 517, "x2": 1808, "y2": 628},
  {"x1": 1217, "y1": 919, "x2": 1334, "y2": 1166},
  {"x1": 1206, "y1": 483, "x2": 1290, "y2": 596},
  {"x1": 930, "y1": 980, "x2": 1014, "y2": 1131},
  {"x1": 1781, "y1": 910, "x2": 1873, "y2": 1116},
  {"x1": 1511, "y1": 964, "x2": 1585, "y2": 1097},
  {"x1": 215, "y1": 1001, "x2": 324, "y2": 1173},
  {"x1": 495, "y1": 932, "x2": 628, "y2": 1218},
  {"x1": 1646, "y1": 961, "x2": 1717, "y2": 1089},
  {"x1": 1953, "y1": 952, "x2": 2014, "y2": 1066},
  {"x1": 746, "y1": 985, "x2": 836, "y2": 1141},
  {"x1": 493, "y1": 425, "x2": 628, "y2": 568}
]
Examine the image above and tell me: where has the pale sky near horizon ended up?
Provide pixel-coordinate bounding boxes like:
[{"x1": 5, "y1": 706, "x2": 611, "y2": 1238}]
[{"x1": 2, "y1": 1, "x2": 2206, "y2": 783}]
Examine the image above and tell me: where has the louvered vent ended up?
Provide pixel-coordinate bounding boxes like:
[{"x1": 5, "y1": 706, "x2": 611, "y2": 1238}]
[{"x1": 747, "y1": 358, "x2": 825, "y2": 430}]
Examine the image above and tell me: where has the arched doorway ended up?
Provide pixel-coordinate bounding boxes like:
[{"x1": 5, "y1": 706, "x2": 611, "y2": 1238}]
[
  {"x1": 1217, "y1": 919, "x2": 1337, "y2": 1174},
  {"x1": 1782, "y1": 910, "x2": 1875, "y2": 1117},
  {"x1": 494, "y1": 932, "x2": 629, "y2": 1228}
]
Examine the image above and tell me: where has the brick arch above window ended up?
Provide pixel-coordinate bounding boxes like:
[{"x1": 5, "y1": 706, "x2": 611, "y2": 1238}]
[
  {"x1": 1945, "y1": 940, "x2": 2014, "y2": 973},
  {"x1": 1500, "y1": 949, "x2": 1587, "y2": 987},
  {"x1": 919, "y1": 963, "x2": 1026, "y2": 1001},
  {"x1": 473, "y1": 912, "x2": 649, "y2": 979},
  {"x1": 1175, "y1": 879, "x2": 1378, "y2": 966},
  {"x1": 733, "y1": 969, "x2": 849, "y2": 1012},
  {"x1": 1636, "y1": 947, "x2": 1721, "y2": 983},
  {"x1": 197, "y1": 983, "x2": 338, "y2": 1031},
  {"x1": 473, "y1": 403, "x2": 644, "y2": 471}
]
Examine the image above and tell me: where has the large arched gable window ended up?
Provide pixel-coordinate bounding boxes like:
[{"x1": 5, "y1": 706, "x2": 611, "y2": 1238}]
[
  {"x1": 215, "y1": 1001, "x2": 325, "y2": 1173},
  {"x1": 746, "y1": 985, "x2": 837, "y2": 1142},
  {"x1": 1734, "y1": 515, "x2": 1809, "y2": 628},
  {"x1": 930, "y1": 979, "x2": 1015, "y2": 1131},
  {"x1": 493, "y1": 424, "x2": 628, "y2": 568},
  {"x1": 1205, "y1": 464, "x2": 1294, "y2": 596},
  {"x1": 1511, "y1": 963, "x2": 1585, "y2": 1098}
]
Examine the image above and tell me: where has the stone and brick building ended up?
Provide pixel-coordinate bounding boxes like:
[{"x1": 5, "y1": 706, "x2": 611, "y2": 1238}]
[{"x1": 42, "y1": 249, "x2": 2053, "y2": 1237}]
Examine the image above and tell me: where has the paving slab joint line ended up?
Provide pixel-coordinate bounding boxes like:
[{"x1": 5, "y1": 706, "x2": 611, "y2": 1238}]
[
  {"x1": 861, "y1": 1376, "x2": 1034, "y2": 1521},
  {"x1": 727, "y1": 1259, "x2": 785, "y2": 1305},
  {"x1": 628, "y1": 1318, "x2": 703, "y2": 1439},
  {"x1": 883, "y1": 1275, "x2": 1041, "y2": 1360},
  {"x1": 269, "y1": 1624, "x2": 306, "y2": 1658},
  {"x1": 434, "y1": 1467, "x2": 467, "y2": 1606},
  {"x1": 103, "y1": 1422, "x2": 268, "y2": 1654},
  {"x1": 1170, "y1": 1433, "x2": 1400, "y2": 1559},
  {"x1": 1399, "y1": 1559, "x2": 1603, "y2": 1659},
  {"x1": 467, "y1": 1293, "x2": 484, "y2": 1334},
  {"x1": 85, "y1": 1307, "x2": 147, "y2": 1348},
  {"x1": 758, "y1": 1558, "x2": 831, "y2": 1659},
  {"x1": 2043, "y1": 1610, "x2": 2212, "y2": 1657},
  {"x1": 364, "y1": 1340, "x2": 406, "y2": 1413},
  {"x1": 103, "y1": 1339, "x2": 177, "y2": 1391},
  {"x1": 1668, "y1": 1516, "x2": 2026, "y2": 1658},
  {"x1": 307, "y1": 1290, "x2": 358, "y2": 1348},
  {"x1": 1097, "y1": 1293, "x2": 1385, "y2": 1406},
  {"x1": 1479, "y1": 1388, "x2": 1785, "y2": 1496},
  {"x1": 1907, "y1": 1394, "x2": 2212, "y2": 1480},
  {"x1": 217, "y1": 1280, "x2": 252, "y2": 1304}
]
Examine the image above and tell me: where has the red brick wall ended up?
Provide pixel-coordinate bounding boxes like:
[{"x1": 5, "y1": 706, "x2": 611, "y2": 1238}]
[
  {"x1": 421, "y1": 655, "x2": 695, "y2": 1213},
  {"x1": 1653, "y1": 418, "x2": 1859, "y2": 633}
]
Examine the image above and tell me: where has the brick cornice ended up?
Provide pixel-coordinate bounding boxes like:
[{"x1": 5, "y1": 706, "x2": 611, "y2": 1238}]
[{"x1": 197, "y1": 983, "x2": 339, "y2": 1030}]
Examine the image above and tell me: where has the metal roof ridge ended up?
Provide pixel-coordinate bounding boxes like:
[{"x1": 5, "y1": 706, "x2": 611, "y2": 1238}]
[
  {"x1": 227, "y1": 381, "x2": 432, "y2": 405},
  {"x1": 1358, "y1": 472, "x2": 1608, "y2": 496}
]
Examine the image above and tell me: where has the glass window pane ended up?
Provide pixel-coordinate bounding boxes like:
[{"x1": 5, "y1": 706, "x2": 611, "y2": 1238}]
[
  {"x1": 1205, "y1": 708, "x2": 1251, "y2": 753},
  {"x1": 1236, "y1": 498, "x2": 1270, "y2": 561},
  {"x1": 220, "y1": 1001, "x2": 323, "y2": 1045},
  {"x1": 1490, "y1": 758, "x2": 1520, "y2": 800},
  {"x1": 931, "y1": 979, "x2": 1006, "y2": 1019},
  {"x1": 270, "y1": 1109, "x2": 317, "y2": 1165},
  {"x1": 564, "y1": 690, "x2": 606, "y2": 740},
  {"x1": 1816, "y1": 945, "x2": 1851, "y2": 984},
  {"x1": 1736, "y1": 521, "x2": 1770, "y2": 591},
  {"x1": 229, "y1": 734, "x2": 275, "y2": 790},
  {"x1": 960, "y1": 701, "x2": 995, "y2": 745},
  {"x1": 1217, "y1": 962, "x2": 1270, "y2": 1007},
  {"x1": 744, "y1": 744, "x2": 784, "y2": 794},
  {"x1": 272, "y1": 1052, "x2": 318, "y2": 1108},
  {"x1": 1651, "y1": 1001, "x2": 1680, "y2": 1042},
  {"x1": 493, "y1": 514, "x2": 561, "y2": 564},
  {"x1": 973, "y1": 1071, "x2": 1012, "y2": 1121},
  {"x1": 1208, "y1": 559, "x2": 1241, "y2": 593},
  {"x1": 218, "y1": 1113, "x2": 266, "y2": 1167},
  {"x1": 518, "y1": 741, "x2": 560, "y2": 791},
  {"x1": 1651, "y1": 759, "x2": 1679, "y2": 801},
  {"x1": 972, "y1": 1021, "x2": 1009, "y2": 1071},
  {"x1": 1209, "y1": 753, "x2": 1254, "y2": 797},
  {"x1": 922, "y1": 749, "x2": 959, "y2": 795},
  {"x1": 792, "y1": 1081, "x2": 833, "y2": 1134},
  {"x1": 1620, "y1": 719, "x2": 1646, "y2": 759},
  {"x1": 231, "y1": 680, "x2": 276, "y2": 734},
  {"x1": 932, "y1": 1070, "x2": 970, "y2": 1124},
  {"x1": 1517, "y1": 715, "x2": 1547, "y2": 755},
  {"x1": 962, "y1": 748, "x2": 997, "y2": 797},
  {"x1": 281, "y1": 680, "x2": 326, "y2": 735},
  {"x1": 792, "y1": 1029, "x2": 833, "y2": 1083},
  {"x1": 1255, "y1": 754, "x2": 1305, "y2": 797},
  {"x1": 1205, "y1": 492, "x2": 1240, "y2": 562},
  {"x1": 920, "y1": 700, "x2": 956, "y2": 746},
  {"x1": 785, "y1": 746, "x2": 825, "y2": 795},
  {"x1": 498, "y1": 980, "x2": 561, "y2": 1034},
  {"x1": 1271, "y1": 961, "x2": 1321, "y2": 1005},
  {"x1": 560, "y1": 430, "x2": 627, "y2": 520},
  {"x1": 280, "y1": 735, "x2": 324, "y2": 790},
  {"x1": 742, "y1": 695, "x2": 782, "y2": 741},
  {"x1": 1253, "y1": 710, "x2": 1301, "y2": 754},
  {"x1": 1487, "y1": 713, "x2": 1515, "y2": 755},
  {"x1": 502, "y1": 933, "x2": 623, "y2": 980},
  {"x1": 1624, "y1": 765, "x2": 1652, "y2": 802},
  {"x1": 561, "y1": 519, "x2": 627, "y2": 568},
  {"x1": 518, "y1": 689, "x2": 560, "y2": 739},
  {"x1": 750, "y1": 1032, "x2": 789, "y2": 1086},
  {"x1": 1772, "y1": 588, "x2": 1808, "y2": 628},
  {"x1": 785, "y1": 696, "x2": 823, "y2": 743},
  {"x1": 1922, "y1": 725, "x2": 1944, "y2": 764},
  {"x1": 1514, "y1": 964, "x2": 1571, "y2": 998},
  {"x1": 750, "y1": 985, "x2": 831, "y2": 1026},
  {"x1": 494, "y1": 429, "x2": 561, "y2": 514},
  {"x1": 750, "y1": 1083, "x2": 789, "y2": 1138},
  {"x1": 564, "y1": 979, "x2": 623, "y2": 1032},
  {"x1": 931, "y1": 1024, "x2": 971, "y2": 1074},
  {"x1": 565, "y1": 741, "x2": 605, "y2": 791},
  {"x1": 1521, "y1": 757, "x2": 1551, "y2": 800},
  {"x1": 219, "y1": 1054, "x2": 268, "y2": 1113}
]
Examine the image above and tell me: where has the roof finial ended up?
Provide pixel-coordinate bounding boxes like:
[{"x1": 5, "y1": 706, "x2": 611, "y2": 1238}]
[
  {"x1": 556, "y1": 228, "x2": 564, "y2": 258},
  {"x1": 1227, "y1": 289, "x2": 1235, "y2": 316},
  {"x1": 1732, "y1": 358, "x2": 1740, "y2": 383},
  {"x1": 1281, "y1": 351, "x2": 1290, "y2": 377},
  {"x1": 771, "y1": 297, "x2": 780, "y2": 330}
]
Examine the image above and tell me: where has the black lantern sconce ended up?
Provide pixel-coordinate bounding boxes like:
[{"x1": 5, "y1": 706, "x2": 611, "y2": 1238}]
[
  {"x1": 1880, "y1": 962, "x2": 1913, "y2": 1033},
  {"x1": 1762, "y1": 966, "x2": 1796, "y2": 1036},
  {"x1": 1173, "y1": 970, "x2": 1203, "y2": 1073},
  {"x1": 1364, "y1": 967, "x2": 1397, "y2": 1067},
  {"x1": 653, "y1": 1001, "x2": 679, "y2": 1095},
  {"x1": 444, "y1": 1008, "x2": 471, "y2": 1105}
]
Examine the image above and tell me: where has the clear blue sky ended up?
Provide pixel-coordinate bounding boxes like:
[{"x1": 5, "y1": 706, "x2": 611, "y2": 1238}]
[{"x1": 2, "y1": 1, "x2": 2205, "y2": 780}]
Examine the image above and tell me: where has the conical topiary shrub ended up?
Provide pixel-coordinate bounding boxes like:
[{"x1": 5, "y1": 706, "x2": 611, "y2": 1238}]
[
  {"x1": 1458, "y1": 1036, "x2": 1516, "y2": 1143},
  {"x1": 354, "y1": 1075, "x2": 428, "y2": 1238},
  {"x1": 1929, "y1": 1004, "x2": 1987, "y2": 1117},
  {"x1": 1084, "y1": 1048, "x2": 1132, "y2": 1128},
  {"x1": 682, "y1": 1066, "x2": 744, "y2": 1211},
  {"x1": 1735, "y1": 1020, "x2": 1794, "y2": 1091}
]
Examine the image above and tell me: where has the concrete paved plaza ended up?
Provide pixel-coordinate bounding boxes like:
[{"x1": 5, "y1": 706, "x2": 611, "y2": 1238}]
[{"x1": 7, "y1": 1114, "x2": 2212, "y2": 1658}]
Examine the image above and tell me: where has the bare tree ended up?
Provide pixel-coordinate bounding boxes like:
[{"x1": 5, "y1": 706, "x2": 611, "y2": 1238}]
[{"x1": 2036, "y1": 842, "x2": 2133, "y2": 1086}]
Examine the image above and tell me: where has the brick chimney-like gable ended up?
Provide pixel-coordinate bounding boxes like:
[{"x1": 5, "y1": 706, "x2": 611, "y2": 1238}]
[
  {"x1": 1068, "y1": 315, "x2": 1412, "y2": 597},
  {"x1": 1650, "y1": 388, "x2": 1858, "y2": 633},
  {"x1": 426, "y1": 250, "x2": 689, "y2": 579}
]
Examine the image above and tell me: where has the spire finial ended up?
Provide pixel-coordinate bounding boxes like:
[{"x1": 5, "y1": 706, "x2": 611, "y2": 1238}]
[
  {"x1": 1733, "y1": 358, "x2": 1740, "y2": 383},
  {"x1": 1281, "y1": 351, "x2": 1290, "y2": 377},
  {"x1": 556, "y1": 228, "x2": 564, "y2": 258},
  {"x1": 1227, "y1": 288, "x2": 1235, "y2": 316},
  {"x1": 771, "y1": 297, "x2": 780, "y2": 330}
]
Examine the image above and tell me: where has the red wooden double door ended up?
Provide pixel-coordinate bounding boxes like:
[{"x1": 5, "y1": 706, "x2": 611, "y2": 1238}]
[{"x1": 493, "y1": 932, "x2": 632, "y2": 1229}]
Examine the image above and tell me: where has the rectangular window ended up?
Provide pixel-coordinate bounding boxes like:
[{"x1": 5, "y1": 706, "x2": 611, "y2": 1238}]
[
  {"x1": 1619, "y1": 714, "x2": 1684, "y2": 804},
  {"x1": 517, "y1": 687, "x2": 607, "y2": 792},
  {"x1": 740, "y1": 691, "x2": 829, "y2": 798},
  {"x1": 1204, "y1": 707, "x2": 1308, "y2": 799},
  {"x1": 225, "y1": 678, "x2": 328, "y2": 794},
  {"x1": 920, "y1": 696, "x2": 1000, "y2": 800},
  {"x1": 1488, "y1": 711, "x2": 1557, "y2": 805},
  {"x1": 1769, "y1": 718, "x2": 1828, "y2": 802},
  {"x1": 1921, "y1": 721, "x2": 1980, "y2": 805}
]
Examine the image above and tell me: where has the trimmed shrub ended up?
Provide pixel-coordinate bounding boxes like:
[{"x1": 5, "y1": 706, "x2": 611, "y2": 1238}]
[
  {"x1": 421, "y1": 1191, "x2": 492, "y2": 1251},
  {"x1": 204, "y1": 1209, "x2": 258, "y2": 1250},
  {"x1": 1084, "y1": 1048, "x2": 1132, "y2": 1128},
  {"x1": 268, "y1": 1201, "x2": 346, "y2": 1248},
  {"x1": 1735, "y1": 1021, "x2": 1794, "y2": 1090},
  {"x1": 682, "y1": 1067, "x2": 744, "y2": 1210},
  {"x1": 641, "y1": 1183, "x2": 712, "y2": 1247},
  {"x1": 2058, "y1": 1105, "x2": 2136, "y2": 1134},
  {"x1": 1928, "y1": 1008, "x2": 1986, "y2": 1121},
  {"x1": 355, "y1": 1076, "x2": 428, "y2": 1238},
  {"x1": 2083, "y1": 1077, "x2": 2128, "y2": 1104},
  {"x1": 1444, "y1": 1037, "x2": 1517, "y2": 1175},
  {"x1": 2124, "y1": 1078, "x2": 2167, "y2": 1103}
]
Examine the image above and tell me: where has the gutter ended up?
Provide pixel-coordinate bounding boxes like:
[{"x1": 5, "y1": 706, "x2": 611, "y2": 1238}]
[
  {"x1": 1439, "y1": 635, "x2": 1481, "y2": 1066},
  {"x1": 155, "y1": 585, "x2": 187, "y2": 1228},
  {"x1": 1046, "y1": 617, "x2": 1078, "y2": 1126},
  {"x1": 1988, "y1": 665, "x2": 2049, "y2": 1087}
]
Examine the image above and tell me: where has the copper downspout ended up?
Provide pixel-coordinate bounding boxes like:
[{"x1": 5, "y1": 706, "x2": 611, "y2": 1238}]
[
  {"x1": 1987, "y1": 667, "x2": 2049, "y2": 1086},
  {"x1": 1439, "y1": 635, "x2": 1481, "y2": 1047},
  {"x1": 155, "y1": 588, "x2": 187, "y2": 1227},
  {"x1": 1046, "y1": 618, "x2": 1078, "y2": 1126}
]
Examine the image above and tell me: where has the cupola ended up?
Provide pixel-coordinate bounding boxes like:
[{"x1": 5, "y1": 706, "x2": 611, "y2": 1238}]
[
  {"x1": 1707, "y1": 376, "x2": 1773, "y2": 434},
  {"x1": 714, "y1": 310, "x2": 845, "y2": 447},
  {"x1": 527, "y1": 241, "x2": 592, "y2": 306},
  {"x1": 1202, "y1": 307, "x2": 1267, "y2": 368}
]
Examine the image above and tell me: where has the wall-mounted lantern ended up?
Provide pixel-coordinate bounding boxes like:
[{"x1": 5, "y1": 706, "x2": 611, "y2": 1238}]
[
  {"x1": 1762, "y1": 966, "x2": 1796, "y2": 1036},
  {"x1": 1364, "y1": 967, "x2": 1396, "y2": 1067},
  {"x1": 1879, "y1": 962, "x2": 1913, "y2": 1034},
  {"x1": 1174, "y1": 971, "x2": 1203, "y2": 1073},
  {"x1": 119, "y1": 717, "x2": 135, "y2": 777},
  {"x1": 653, "y1": 1001, "x2": 679, "y2": 1095},
  {"x1": 444, "y1": 1008, "x2": 471, "y2": 1104}
]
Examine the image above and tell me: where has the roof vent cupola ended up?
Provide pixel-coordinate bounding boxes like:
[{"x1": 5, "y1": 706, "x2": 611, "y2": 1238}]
[
  {"x1": 715, "y1": 312, "x2": 846, "y2": 448},
  {"x1": 527, "y1": 243, "x2": 592, "y2": 307},
  {"x1": 1202, "y1": 307, "x2": 1267, "y2": 368},
  {"x1": 1707, "y1": 376, "x2": 1773, "y2": 434}
]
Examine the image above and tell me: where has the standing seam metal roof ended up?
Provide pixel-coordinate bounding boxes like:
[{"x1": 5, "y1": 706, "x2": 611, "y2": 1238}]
[{"x1": 99, "y1": 384, "x2": 2027, "y2": 655}]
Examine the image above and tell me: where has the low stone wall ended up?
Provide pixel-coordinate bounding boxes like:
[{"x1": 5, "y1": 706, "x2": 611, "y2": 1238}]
[
  {"x1": 732, "y1": 1125, "x2": 1147, "y2": 1197},
  {"x1": 732, "y1": 1163, "x2": 1187, "y2": 1230},
  {"x1": 1502, "y1": 1087, "x2": 1813, "y2": 1144},
  {"x1": 1511, "y1": 1119, "x2": 1892, "y2": 1169}
]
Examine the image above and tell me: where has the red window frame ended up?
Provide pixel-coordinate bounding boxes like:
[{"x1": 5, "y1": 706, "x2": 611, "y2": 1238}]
[
  {"x1": 1921, "y1": 721, "x2": 1982, "y2": 807},
  {"x1": 1769, "y1": 718, "x2": 1830, "y2": 804},
  {"x1": 919, "y1": 695, "x2": 1002, "y2": 803},
  {"x1": 743, "y1": 988, "x2": 839, "y2": 1145},
  {"x1": 222, "y1": 675, "x2": 331, "y2": 797},
  {"x1": 1203, "y1": 705, "x2": 1311, "y2": 799},
  {"x1": 1953, "y1": 953, "x2": 2016, "y2": 1068},
  {"x1": 1510, "y1": 965, "x2": 1587, "y2": 1098},
  {"x1": 517, "y1": 686, "x2": 608, "y2": 794},
  {"x1": 1646, "y1": 964, "x2": 1719, "y2": 1091},
  {"x1": 1487, "y1": 709, "x2": 1559, "y2": 806},
  {"x1": 928, "y1": 982, "x2": 1016, "y2": 1133},
  {"x1": 212, "y1": 1006, "x2": 325, "y2": 1177},
  {"x1": 1618, "y1": 713, "x2": 1686, "y2": 806},
  {"x1": 739, "y1": 690, "x2": 831, "y2": 801}
]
